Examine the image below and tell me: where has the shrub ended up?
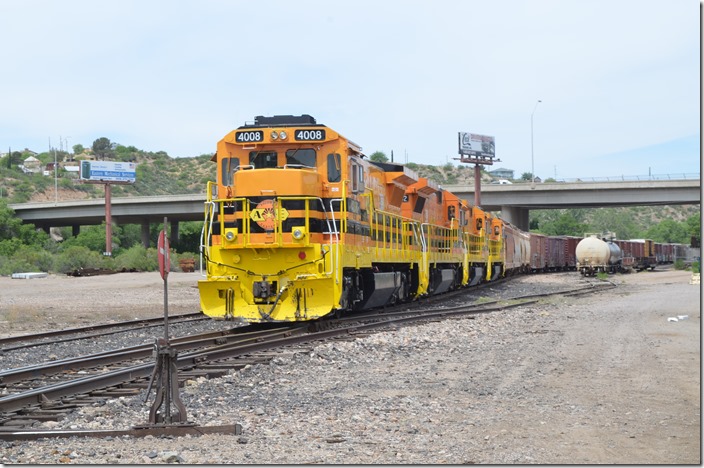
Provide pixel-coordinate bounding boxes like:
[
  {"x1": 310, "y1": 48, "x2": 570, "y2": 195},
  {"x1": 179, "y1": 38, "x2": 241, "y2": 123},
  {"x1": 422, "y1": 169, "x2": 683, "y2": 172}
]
[
  {"x1": 0, "y1": 238, "x2": 24, "y2": 257},
  {"x1": 114, "y1": 245, "x2": 159, "y2": 271},
  {"x1": 12, "y1": 245, "x2": 54, "y2": 273},
  {"x1": 54, "y1": 246, "x2": 105, "y2": 273},
  {"x1": 0, "y1": 256, "x2": 33, "y2": 276},
  {"x1": 692, "y1": 261, "x2": 700, "y2": 274},
  {"x1": 674, "y1": 259, "x2": 686, "y2": 270}
]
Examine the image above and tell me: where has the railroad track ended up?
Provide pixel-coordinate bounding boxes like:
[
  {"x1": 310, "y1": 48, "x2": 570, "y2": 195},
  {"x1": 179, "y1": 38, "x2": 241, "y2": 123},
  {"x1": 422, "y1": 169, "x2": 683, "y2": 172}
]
[
  {"x1": 0, "y1": 280, "x2": 615, "y2": 439},
  {"x1": 0, "y1": 312, "x2": 209, "y2": 353}
]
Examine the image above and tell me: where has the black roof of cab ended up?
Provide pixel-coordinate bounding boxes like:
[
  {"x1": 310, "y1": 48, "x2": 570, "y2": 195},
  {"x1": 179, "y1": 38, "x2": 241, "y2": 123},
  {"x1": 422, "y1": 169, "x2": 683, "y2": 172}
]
[{"x1": 242, "y1": 114, "x2": 318, "y2": 127}]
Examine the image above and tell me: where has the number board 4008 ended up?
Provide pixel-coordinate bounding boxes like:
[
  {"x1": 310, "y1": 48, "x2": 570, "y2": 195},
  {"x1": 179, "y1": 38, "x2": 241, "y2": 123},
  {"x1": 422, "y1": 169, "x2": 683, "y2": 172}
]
[
  {"x1": 294, "y1": 129, "x2": 326, "y2": 141},
  {"x1": 235, "y1": 130, "x2": 263, "y2": 143}
]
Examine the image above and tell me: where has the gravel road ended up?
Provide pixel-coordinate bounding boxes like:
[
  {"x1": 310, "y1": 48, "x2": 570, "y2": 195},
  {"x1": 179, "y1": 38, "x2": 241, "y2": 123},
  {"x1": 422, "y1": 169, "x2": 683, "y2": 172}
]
[{"x1": 0, "y1": 269, "x2": 700, "y2": 464}]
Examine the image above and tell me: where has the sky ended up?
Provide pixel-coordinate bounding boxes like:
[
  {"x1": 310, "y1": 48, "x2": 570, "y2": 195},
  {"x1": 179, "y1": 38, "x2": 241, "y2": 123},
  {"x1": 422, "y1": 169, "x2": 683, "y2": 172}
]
[{"x1": 0, "y1": 0, "x2": 700, "y2": 180}]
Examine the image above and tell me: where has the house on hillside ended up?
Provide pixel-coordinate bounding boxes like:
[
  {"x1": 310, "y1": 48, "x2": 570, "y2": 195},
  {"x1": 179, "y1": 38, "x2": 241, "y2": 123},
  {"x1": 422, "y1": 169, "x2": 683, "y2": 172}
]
[
  {"x1": 488, "y1": 167, "x2": 514, "y2": 179},
  {"x1": 1, "y1": 148, "x2": 38, "y2": 158},
  {"x1": 22, "y1": 156, "x2": 43, "y2": 174}
]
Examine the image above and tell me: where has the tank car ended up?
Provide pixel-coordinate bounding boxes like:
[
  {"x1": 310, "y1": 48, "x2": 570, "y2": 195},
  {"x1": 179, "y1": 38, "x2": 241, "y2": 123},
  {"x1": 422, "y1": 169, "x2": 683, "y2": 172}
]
[{"x1": 575, "y1": 236, "x2": 623, "y2": 276}]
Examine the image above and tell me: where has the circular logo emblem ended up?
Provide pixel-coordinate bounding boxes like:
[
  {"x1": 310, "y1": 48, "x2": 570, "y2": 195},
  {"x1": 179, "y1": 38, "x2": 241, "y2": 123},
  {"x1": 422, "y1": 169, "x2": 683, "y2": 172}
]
[{"x1": 250, "y1": 199, "x2": 288, "y2": 231}]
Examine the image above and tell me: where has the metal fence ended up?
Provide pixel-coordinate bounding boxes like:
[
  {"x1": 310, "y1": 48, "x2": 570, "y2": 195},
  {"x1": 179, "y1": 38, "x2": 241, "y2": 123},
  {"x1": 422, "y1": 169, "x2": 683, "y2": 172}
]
[{"x1": 550, "y1": 173, "x2": 700, "y2": 183}]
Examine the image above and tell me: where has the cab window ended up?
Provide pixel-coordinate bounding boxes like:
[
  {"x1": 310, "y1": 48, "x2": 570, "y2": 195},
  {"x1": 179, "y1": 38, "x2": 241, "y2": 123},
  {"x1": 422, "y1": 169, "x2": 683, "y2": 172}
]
[
  {"x1": 327, "y1": 153, "x2": 341, "y2": 182},
  {"x1": 414, "y1": 197, "x2": 425, "y2": 214},
  {"x1": 350, "y1": 161, "x2": 365, "y2": 193},
  {"x1": 221, "y1": 157, "x2": 239, "y2": 186},
  {"x1": 249, "y1": 151, "x2": 277, "y2": 168},
  {"x1": 286, "y1": 149, "x2": 316, "y2": 168}
]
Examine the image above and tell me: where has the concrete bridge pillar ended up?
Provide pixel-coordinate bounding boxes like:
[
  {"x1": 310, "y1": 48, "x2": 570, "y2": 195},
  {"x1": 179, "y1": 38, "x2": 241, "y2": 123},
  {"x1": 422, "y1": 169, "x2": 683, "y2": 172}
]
[
  {"x1": 170, "y1": 221, "x2": 179, "y2": 247},
  {"x1": 501, "y1": 206, "x2": 530, "y2": 231},
  {"x1": 141, "y1": 221, "x2": 150, "y2": 248}
]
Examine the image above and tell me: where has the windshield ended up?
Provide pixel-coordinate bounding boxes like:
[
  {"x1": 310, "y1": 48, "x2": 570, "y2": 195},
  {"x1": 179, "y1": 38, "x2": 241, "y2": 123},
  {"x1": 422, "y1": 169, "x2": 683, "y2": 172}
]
[
  {"x1": 286, "y1": 148, "x2": 316, "y2": 168},
  {"x1": 249, "y1": 151, "x2": 278, "y2": 169}
]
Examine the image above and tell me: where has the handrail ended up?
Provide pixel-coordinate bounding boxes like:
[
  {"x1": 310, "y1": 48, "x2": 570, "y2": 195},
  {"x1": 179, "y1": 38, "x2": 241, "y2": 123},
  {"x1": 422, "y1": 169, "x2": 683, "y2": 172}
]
[
  {"x1": 200, "y1": 201, "x2": 216, "y2": 276},
  {"x1": 283, "y1": 164, "x2": 316, "y2": 170},
  {"x1": 328, "y1": 199, "x2": 343, "y2": 278}
]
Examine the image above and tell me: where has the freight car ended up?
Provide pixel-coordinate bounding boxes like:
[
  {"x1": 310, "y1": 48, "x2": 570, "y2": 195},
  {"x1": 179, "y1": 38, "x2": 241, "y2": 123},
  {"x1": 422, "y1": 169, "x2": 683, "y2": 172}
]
[
  {"x1": 575, "y1": 235, "x2": 623, "y2": 276},
  {"x1": 578, "y1": 233, "x2": 697, "y2": 276},
  {"x1": 627, "y1": 239, "x2": 657, "y2": 271}
]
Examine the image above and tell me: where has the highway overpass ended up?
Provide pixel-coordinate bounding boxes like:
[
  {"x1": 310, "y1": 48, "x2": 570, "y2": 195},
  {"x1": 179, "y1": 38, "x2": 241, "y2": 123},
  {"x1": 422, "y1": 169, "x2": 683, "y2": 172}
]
[
  {"x1": 443, "y1": 179, "x2": 701, "y2": 229},
  {"x1": 10, "y1": 179, "x2": 701, "y2": 240}
]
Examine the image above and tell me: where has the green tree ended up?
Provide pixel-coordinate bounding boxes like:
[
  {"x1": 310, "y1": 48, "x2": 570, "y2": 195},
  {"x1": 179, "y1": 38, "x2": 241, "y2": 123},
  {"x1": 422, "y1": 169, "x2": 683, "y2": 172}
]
[
  {"x1": 5, "y1": 151, "x2": 24, "y2": 167},
  {"x1": 114, "y1": 144, "x2": 139, "y2": 162},
  {"x1": 536, "y1": 210, "x2": 588, "y2": 236},
  {"x1": 61, "y1": 223, "x2": 120, "y2": 253},
  {"x1": 644, "y1": 219, "x2": 688, "y2": 243},
  {"x1": 116, "y1": 224, "x2": 143, "y2": 250},
  {"x1": 369, "y1": 151, "x2": 389, "y2": 163},
  {"x1": 92, "y1": 137, "x2": 115, "y2": 160},
  {"x1": 172, "y1": 221, "x2": 203, "y2": 253},
  {"x1": 685, "y1": 213, "x2": 701, "y2": 244},
  {"x1": 0, "y1": 200, "x2": 49, "y2": 253},
  {"x1": 520, "y1": 172, "x2": 533, "y2": 181},
  {"x1": 72, "y1": 144, "x2": 85, "y2": 155},
  {"x1": 589, "y1": 208, "x2": 642, "y2": 240}
]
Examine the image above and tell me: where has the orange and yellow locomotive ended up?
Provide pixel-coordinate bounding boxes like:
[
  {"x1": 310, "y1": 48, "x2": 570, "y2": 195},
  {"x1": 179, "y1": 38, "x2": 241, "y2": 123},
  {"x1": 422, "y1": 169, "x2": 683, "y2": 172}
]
[{"x1": 198, "y1": 115, "x2": 523, "y2": 323}]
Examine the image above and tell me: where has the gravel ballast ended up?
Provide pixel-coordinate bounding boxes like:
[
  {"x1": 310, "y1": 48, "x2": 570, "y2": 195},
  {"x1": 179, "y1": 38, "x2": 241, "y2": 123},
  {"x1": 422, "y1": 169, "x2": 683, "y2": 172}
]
[{"x1": 0, "y1": 269, "x2": 700, "y2": 464}]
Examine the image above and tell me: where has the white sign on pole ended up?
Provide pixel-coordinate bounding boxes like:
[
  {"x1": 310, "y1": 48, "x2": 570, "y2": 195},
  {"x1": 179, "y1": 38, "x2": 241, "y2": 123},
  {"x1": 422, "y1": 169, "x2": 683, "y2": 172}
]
[{"x1": 80, "y1": 160, "x2": 137, "y2": 183}]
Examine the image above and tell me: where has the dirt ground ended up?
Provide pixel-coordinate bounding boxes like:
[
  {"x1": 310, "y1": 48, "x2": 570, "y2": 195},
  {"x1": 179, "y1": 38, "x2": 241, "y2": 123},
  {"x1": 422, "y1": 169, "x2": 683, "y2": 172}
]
[
  {"x1": 0, "y1": 271, "x2": 202, "y2": 336},
  {"x1": 0, "y1": 268, "x2": 700, "y2": 463}
]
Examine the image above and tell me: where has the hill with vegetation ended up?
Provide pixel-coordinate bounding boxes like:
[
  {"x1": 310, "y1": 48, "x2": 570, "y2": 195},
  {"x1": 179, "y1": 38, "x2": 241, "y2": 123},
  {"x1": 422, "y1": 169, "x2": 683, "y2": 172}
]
[
  {"x1": 0, "y1": 141, "x2": 699, "y2": 276},
  {"x1": 1, "y1": 142, "x2": 215, "y2": 203}
]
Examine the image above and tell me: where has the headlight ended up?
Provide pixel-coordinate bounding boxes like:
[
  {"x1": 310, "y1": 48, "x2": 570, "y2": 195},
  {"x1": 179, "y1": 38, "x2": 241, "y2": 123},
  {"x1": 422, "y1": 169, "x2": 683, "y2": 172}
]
[
  {"x1": 224, "y1": 229, "x2": 237, "y2": 241},
  {"x1": 292, "y1": 227, "x2": 305, "y2": 240},
  {"x1": 279, "y1": 131, "x2": 288, "y2": 140},
  {"x1": 270, "y1": 131, "x2": 279, "y2": 140}
]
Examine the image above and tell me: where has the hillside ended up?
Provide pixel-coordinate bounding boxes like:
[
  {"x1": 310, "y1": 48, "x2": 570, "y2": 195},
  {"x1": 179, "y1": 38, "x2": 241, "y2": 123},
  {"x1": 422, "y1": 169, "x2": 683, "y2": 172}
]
[{"x1": 1, "y1": 149, "x2": 215, "y2": 203}]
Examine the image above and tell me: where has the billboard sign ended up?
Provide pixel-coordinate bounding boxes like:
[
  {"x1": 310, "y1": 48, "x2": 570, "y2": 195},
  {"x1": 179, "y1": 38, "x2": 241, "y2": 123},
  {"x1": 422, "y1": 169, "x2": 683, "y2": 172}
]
[
  {"x1": 458, "y1": 132, "x2": 496, "y2": 159},
  {"x1": 79, "y1": 160, "x2": 137, "y2": 183}
]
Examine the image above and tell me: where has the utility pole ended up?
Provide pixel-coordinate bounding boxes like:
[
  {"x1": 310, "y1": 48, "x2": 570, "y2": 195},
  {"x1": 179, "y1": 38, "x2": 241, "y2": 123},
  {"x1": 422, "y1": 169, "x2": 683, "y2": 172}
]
[{"x1": 531, "y1": 100, "x2": 542, "y2": 189}]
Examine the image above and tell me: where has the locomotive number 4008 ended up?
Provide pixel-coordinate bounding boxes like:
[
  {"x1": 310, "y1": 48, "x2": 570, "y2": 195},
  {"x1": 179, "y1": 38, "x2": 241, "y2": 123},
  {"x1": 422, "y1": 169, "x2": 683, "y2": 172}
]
[
  {"x1": 235, "y1": 131, "x2": 263, "y2": 142},
  {"x1": 295, "y1": 129, "x2": 326, "y2": 141}
]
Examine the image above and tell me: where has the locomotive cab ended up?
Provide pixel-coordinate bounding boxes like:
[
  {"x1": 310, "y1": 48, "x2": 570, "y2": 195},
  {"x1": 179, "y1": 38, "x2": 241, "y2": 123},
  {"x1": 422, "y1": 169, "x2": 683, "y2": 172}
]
[{"x1": 200, "y1": 115, "x2": 352, "y2": 322}]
